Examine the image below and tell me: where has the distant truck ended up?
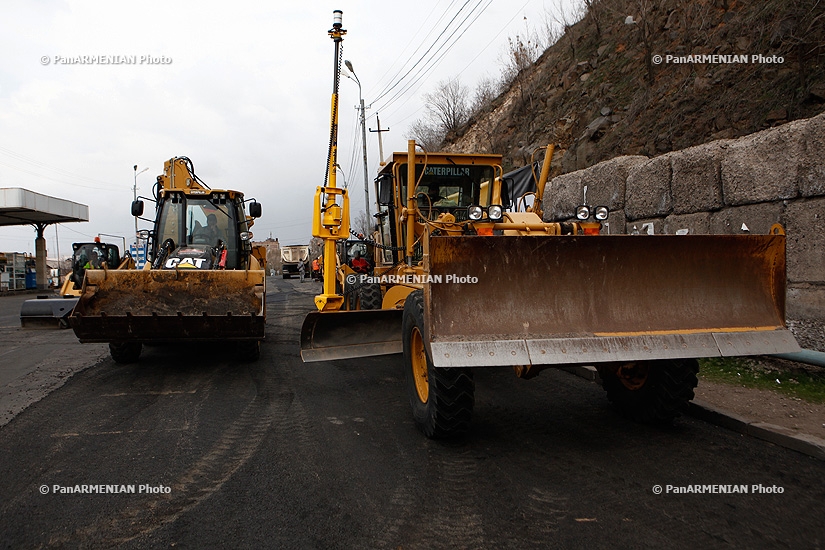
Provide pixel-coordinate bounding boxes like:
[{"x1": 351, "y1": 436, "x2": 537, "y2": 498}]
[{"x1": 281, "y1": 244, "x2": 309, "y2": 279}]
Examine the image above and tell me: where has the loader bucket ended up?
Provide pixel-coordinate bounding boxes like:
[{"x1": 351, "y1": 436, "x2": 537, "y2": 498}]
[
  {"x1": 301, "y1": 309, "x2": 403, "y2": 362},
  {"x1": 70, "y1": 269, "x2": 265, "y2": 342},
  {"x1": 426, "y1": 234, "x2": 799, "y2": 367}
]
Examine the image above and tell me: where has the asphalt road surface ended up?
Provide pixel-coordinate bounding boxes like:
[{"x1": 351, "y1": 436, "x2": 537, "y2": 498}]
[{"x1": 0, "y1": 278, "x2": 823, "y2": 548}]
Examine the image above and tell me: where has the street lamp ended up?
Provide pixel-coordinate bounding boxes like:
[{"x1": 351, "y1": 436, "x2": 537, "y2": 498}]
[
  {"x1": 133, "y1": 165, "x2": 148, "y2": 245},
  {"x1": 343, "y1": 59, "x2": 371, "y2": 227}
]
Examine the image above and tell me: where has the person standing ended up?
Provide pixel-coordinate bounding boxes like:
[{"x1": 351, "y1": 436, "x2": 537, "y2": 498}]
[{"x1": 298, "y1": 258, "x2": 306, "y2": 283}]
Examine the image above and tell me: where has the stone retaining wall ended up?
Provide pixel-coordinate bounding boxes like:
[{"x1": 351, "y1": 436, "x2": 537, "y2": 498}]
[{"x1": 543, "y1": 112, "x2": 825, "y2": 351}]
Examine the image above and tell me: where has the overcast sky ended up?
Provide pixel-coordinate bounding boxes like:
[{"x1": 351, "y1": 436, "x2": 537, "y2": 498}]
[{"x1": 0, "y1": 0, "x2": 579, "y2": 259}]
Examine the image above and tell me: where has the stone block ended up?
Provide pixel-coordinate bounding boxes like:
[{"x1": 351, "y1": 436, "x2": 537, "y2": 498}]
[
  {"x1": 670, "y1": 140, "x2": 728, "y2": 214},
  {"x1": 798, "y1": 112, "x2": 825, "y2": 198},
  {"x1": 663, "y1": 212, "x2": 712, "y2": 235},
  {"x1": 627, "y1": 217, "x2": 664, "y2": 235},
  {"x1": 784, "y1": 197, "x2": 825, "y2": 284},
  {"x1": 600, "y1": 210, "x2": 626, "y2": 235},
  {"x1": 543, "y1": 155, "x2": 646, "y2": 221},
  {"x1": 721, "y1": 120, "x2": 803, "y2": 205},
  {"x1": 787, "y1": 284, "x2": 825, "y2": 320},
  {"x1": 625, "y1": 154, "x2": 673, "y2": 220},
  {"x1": 708, "y1": 202, "x2": 785, "y2": 235}
]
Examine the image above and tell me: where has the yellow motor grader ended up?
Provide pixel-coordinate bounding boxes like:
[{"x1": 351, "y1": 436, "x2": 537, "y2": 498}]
[
  {"x1": 301, "y1": 11, "x2": 799, "y2": 438},
  {"x1": 70, "y1": 157, "x2": 266, "y2": 363}
]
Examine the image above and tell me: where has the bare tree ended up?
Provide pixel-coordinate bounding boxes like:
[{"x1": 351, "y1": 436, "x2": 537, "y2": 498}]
[
  {"x1": 470, "y1": 76, "x2": 500, "y2": 115},
  {"x1": 352, "y1": 210, "x2": 373, "y2": 238},
  {"x1": 407, "y1": 118, "x2": 445, "y2": 152},
  {"x1": 424, "y1": 77, "x2": 470, "y2": 134},
  {"x1": 407, "y1": 77, "x2": 471, "y2": 150}
]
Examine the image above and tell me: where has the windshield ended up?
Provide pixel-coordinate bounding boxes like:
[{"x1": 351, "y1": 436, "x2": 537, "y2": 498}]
[
  {"x1": 399, "y1": 164, "x2": 494, "y2": 219},
  {"x1": 156, "y1": 194, "x2": 244, "y2": 268}
]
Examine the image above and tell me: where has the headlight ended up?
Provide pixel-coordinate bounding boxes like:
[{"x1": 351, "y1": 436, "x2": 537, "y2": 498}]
[
  {"x1": 594, "y1": 206, "x2": 609, "y2": 220},
  {"x1": 488, "y1": 204, "x2": 503, "y2": 221},
  {"x1": 468, "y1": 205, "x2": 483, "y2": 221},
  {"x1": 575, "y1": 205, "x2": 590, "y2": 220},
  {"x1": 240, "y1": 231, "x2": 253, "y2": 241}
]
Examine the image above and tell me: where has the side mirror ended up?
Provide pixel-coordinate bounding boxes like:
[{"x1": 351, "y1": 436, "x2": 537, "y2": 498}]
[
  {"x1": 501, "y1": 177, "x2": 512, "y2": 209},
  {"x1": 131, "y1": 200, "x2": 144, "y2": 217},
  {"x1": 249, "y1": 201, "x2": 262, "y2": 218},
  {"x1": 377, "y1": 174, "x2": 393, "y2": 206}
]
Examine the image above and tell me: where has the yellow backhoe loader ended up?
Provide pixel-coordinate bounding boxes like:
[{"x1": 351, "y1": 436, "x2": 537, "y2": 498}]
[
  {"x1": 70, "y1": 157, "x2": 266, "y2": 363},
  {"x1": 20, "y1": 241, "x2": 133, "y2": 328},
  {"x1": 301, "y1": 12, "x2": 799, "y2": 438}
]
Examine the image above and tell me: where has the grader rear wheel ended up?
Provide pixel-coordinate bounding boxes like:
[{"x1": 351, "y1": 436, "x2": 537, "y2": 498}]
[
  {"x1": 597, "y1": 359, "x2": 699, "y2": 424},
  {"x1": 402, "y1": 290, "x2": 474, "y2": 438}
]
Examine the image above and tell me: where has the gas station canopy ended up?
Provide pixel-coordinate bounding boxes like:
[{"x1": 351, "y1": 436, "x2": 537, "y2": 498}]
[{"x1": 0, "y1": 188, "x2": 89, "y2": 226}]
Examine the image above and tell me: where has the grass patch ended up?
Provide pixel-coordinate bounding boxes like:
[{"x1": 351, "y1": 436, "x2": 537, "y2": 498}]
[{"x1": 698, "y1": 357, "x2": 825, "y2": 405}]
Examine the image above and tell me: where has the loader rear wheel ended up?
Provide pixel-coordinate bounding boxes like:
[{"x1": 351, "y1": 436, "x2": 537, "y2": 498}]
[
  {"x1": 597, "y1": 359, "x2": 699, "y2": 424},
  {"x1": 402, "y1": 290, "x2": 474, "y2": 438},
  {"x1": 109, "y1": 342, "x2": 142, "y2": 364}
]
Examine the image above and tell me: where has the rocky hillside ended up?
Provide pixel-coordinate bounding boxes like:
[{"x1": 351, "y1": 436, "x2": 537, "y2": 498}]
[{"x1": 445, "y1": 0, "x2": 825, "y2": 174}]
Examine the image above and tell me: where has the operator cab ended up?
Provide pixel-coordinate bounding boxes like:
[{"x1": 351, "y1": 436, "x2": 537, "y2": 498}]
[{"x1": 151, "y1": 192, "x2": 254, "y2": 270}]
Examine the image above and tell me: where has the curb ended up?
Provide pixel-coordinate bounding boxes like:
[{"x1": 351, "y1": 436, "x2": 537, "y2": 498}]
[
  {"x1": 565, "y1": 365, "x2": 825, "y2": 462},
  {"x1": 688, "y1": 400, "x2": 825, "y2": 461}
]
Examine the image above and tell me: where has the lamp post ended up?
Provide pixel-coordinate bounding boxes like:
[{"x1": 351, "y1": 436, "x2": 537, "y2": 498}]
[
  {"x1": 343, "y1": 59, "x2": 371, "y2": 226},
  {"x1": 133, "y1": 165, "x2": 148, "y2": 248}
]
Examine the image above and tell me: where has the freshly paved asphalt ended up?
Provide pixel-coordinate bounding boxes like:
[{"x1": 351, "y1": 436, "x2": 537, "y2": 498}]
[{"x1": 0, "y1": 278, "x2": 823, "y2": 548}]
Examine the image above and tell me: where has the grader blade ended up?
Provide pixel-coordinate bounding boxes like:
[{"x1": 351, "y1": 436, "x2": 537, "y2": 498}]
[
  {"x1": 301, "y1": 309, "x2": 403, "y2": 362},
  {"x1": 70, "y1": 269, "x2": 265, "y2": 342},
  {"x1": 426, "y1": 234, "x2": 799, "y2": 367}
]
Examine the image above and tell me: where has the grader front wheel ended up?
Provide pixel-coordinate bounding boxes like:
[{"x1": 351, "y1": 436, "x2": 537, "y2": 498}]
[{"x1": 402, "y1": 290, "x2": 474, "y2": 438}]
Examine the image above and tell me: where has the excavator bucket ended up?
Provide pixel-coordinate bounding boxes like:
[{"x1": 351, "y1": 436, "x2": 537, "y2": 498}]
[
  {"x1": 426, "y1": 234, "x2": 800, "y2": 367},
  {"x1": 70, "y1": 269, "x2": 265, "y2": 342}
]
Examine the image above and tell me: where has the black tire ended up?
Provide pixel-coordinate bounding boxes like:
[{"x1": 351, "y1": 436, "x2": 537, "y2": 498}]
[
  {"x1": 282, "y1": 273, "x2": 290, "y2": 279},
  {"x1": 597, "y1": 359, "x2": 699, "y2": 424},
  {"x1": 237, "y1": 340, "x2": 261, "y2": 362},
  {"x1": 109, "y1": 341, "x2": 142, "y2": 364},
  {"x1": 402, "y1": 290, "x2": 474, "y2": 438},
  {"x1": 358, "y1": 281, "x2": 382, "y2": 310}
]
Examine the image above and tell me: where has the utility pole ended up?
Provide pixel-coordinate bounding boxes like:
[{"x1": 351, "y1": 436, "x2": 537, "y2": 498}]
[
  {"x1": 369, "y1": 113, "x2": 390, "y2": 167},
  {"x1": 369, "y1": 114, "x2": 390, "y2": 216},
  {"x1": 133, "y1": 165, "x2": 148, "y2": 252},
  {"x1": 344, "y1": 60, "x2": 371, "y2": 224}
]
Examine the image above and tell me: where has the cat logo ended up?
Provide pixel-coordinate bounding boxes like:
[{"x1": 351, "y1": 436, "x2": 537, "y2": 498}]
[{"x1": 165, "y1": 257, "x2": 206, "y2": 269}]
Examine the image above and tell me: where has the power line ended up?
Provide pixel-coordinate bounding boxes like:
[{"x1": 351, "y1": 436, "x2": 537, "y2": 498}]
[
  {"x1": 370, "y1": 0, "x2": 481, "y2": 106},
  {"x1": 0, "y1": 145, "x2": 115, "y2": 190},
  {"x1": 378, "y1": 0, "x2": 493, "y2": 115}
]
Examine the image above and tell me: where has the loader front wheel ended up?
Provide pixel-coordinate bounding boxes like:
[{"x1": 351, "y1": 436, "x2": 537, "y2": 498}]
[
  {"x1": 109, "y1": 341, "x2": 142, "y2": 364},
  {"x1": 597, "y1": 359, "x2": 699, "y2": 424},
  {"x1": 402, "y1": 290, "x2": 474, "y2": 438}
]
